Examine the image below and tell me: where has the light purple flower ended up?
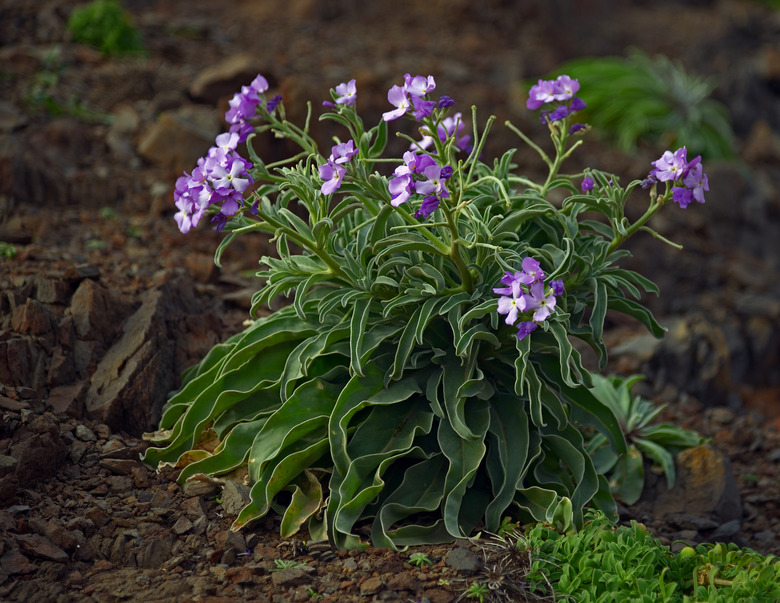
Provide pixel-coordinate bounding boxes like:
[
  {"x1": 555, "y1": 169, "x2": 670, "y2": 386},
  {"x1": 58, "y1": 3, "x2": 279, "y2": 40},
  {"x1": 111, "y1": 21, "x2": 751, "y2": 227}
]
[
  {"x1": 411, "y1": 96, "x2": 436, "y2": 120},
  {"x1": 527, "y1": 79, "x2": 558, "y2": 110},
  {"x1": 414, "y1": 113, "x2": 471, "y2": 153},
  {"x1": 554, "y1": 75, "x2": 580, "y2": 101},
  {"x1": 382, "y1": 85, "x2": 410, "y2": 121},
  {"x1": 404, "y1": 74, "x2": 436, "y2": 97},
  {"x1": 319, "y1": 162, "x2": 346, "y2": 195},
  {"x1": 651, "y1": 147, "x2": 688, "y2": 182},
  {"x1": 682, "y1": 159, "x2": 708, "y2": 204},
  {"x1": 329, "y1": 140, "x2": 358, "y2": 165},
  {"x1": 334, "y1": 79, "x2": 357, "y2": 106},
  {"x1": 389, "y1": 173, "x2": 414, "y2": 207},
  {"x1": 524, "y1": 281, "x2": 557, "y2": 322},
  {"x1": 520, "y1": 257, "x2": 545, "y2": 283},
  {"x1": 496, "y1": 279, "x2": 524, "y2": 326},
  {"x1": 415, "y1": 164, "x2": 450, "y2": 198}
]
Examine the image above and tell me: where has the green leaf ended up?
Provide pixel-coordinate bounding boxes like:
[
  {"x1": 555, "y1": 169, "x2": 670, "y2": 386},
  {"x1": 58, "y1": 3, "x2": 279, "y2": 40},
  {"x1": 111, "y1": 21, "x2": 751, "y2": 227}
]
[
  {"x1": 390, "y1": 298, "x2": 441, "y2": 381},
  {"x1": 349, "y1": 297, "x2": 372, "y2": 377},
  {"x1": 609, "y1": 446, "x2": 644, "y2": 505},
  {"x1": 280, "y1": 469, "x2": 324, "y2": 538},
  {"x1": 608, "y1": 298, "x2": 666, "y2": 337}
]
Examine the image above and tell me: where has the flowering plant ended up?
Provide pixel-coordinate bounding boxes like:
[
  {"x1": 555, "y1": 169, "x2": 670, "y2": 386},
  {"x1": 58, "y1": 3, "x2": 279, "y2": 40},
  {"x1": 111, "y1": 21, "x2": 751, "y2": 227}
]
[{"x1": 143, "y1": 72, "x2": 709, "y2": 549}]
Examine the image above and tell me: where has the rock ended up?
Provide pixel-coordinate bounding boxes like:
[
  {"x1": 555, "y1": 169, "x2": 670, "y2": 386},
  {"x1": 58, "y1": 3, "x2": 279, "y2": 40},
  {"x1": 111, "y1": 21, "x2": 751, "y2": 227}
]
[
  {"x1": 68, "y1": 279, "x2": 130, "y2": 343},
  {"x1": 0, "y1": 549, "x2": 37, "y2": 575},
  {"x1": 270, "y1": 566, "x2": 312, "y2": 588},
  {"x1": 189, "y1": 54, "x2": 268, "y2": 104},
  {"x1": 85, "y1": 272, "x2": 204, "y2": 435},
  {"x1": 444, "y1": 546, "x2": 482, "y2": 574},
  {"x1": 15, "y1": 533, "x2": 69, "y2": 563},
  {"x1": 136, "y1": 534, "x2": 174, "y2": 569},
  {"x1": 653, "y1": 445, "x2": 742, "y2": 523},
  {"x1": 360, "y1": 575, "x2": 385, "y2": 595},
  {"x1": 220, "y1": 480, "x2": 251, "y2": 517},
  {"x1": 11, "y1": 298, "x2": 52, "y2": 335},
  {"x1": 136, "y1": 106, "x2": 221, "y2": 173},
  {"x1": 10, "y1": 430, "x2": 67, "y2": 483}
]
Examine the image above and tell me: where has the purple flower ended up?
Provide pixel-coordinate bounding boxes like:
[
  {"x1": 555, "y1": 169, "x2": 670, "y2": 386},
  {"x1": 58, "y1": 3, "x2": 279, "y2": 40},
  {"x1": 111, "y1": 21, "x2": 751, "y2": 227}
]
[
  {"x1": 404, "y1": 74, "x2": 436, "y2": 97},
  {"x1": 569, "y1": 97, "x2": 587, "y2": 112},
  {"x1": 581, "y1": 176, "x2": 594, "y2": 192},
  {"x1": 414, "y1": 195, "x2": 440, "y2": 220},
  {"x1": 319, "y1": 161, "x2": 346, "y2": 195},
  {"x1": 415, "y1": 164, "x2": 450, "y2": 198},
  {"x1": 524, "y1": 281, "x2": 557, "y2": 322},
  {"x1": 527, "y1": 79, "x2": 558, "y2": 110},
  {"x1": 389, "y1": 173, "x2": 414, "y2": 207},
  {"x1": 329, "y1": 139, "x2": 358, "y2": 165},
  {"x1": 550, "y1": 280, "x2": 565, "y2": 296},
  {"x1": 496, "y1": 279, "x2": 524, "y2": 325},
  {"x1": 672, "y1": 186, "x2": 694, "y2": 209},
  {"x1": 682, "y1": 159, "x2": 708, "y2": 204},
  {"x1": 554, "y1": 75, "x2": 580, "y2": 101},
  {"x1": 651, "y1": 147, "x2": 688, "y2": 182},
  {"x1": 382, "y1": 85, "x2": 410, "y2": 121},
  {"x1": 440, "y1": 165, "x2": 453, "y2": 179},
  {"x1": 520, "y1": 257, "x2": 544, "y2": 283},
  {"x1": 547, "y1": 105, "x2": 569, "y2": 122},
  {"x1": 438, "y1": 96, "x2": 455, "y2": 108},
  {"x1": 516, "y1": 321, "x2": 538, "y2": 341},
  {"x1": 411, "y1": 96, "x2": 436, "y2": 120},
  {"x1": 414, "y1": 113, "x2": 471, "y2": 153},
  {"x1": 266, "y1": 94, "x2": 282, "y2": 113},
  {"x1": 334, "y1": 79, "x2": 357, "y2": 106}
]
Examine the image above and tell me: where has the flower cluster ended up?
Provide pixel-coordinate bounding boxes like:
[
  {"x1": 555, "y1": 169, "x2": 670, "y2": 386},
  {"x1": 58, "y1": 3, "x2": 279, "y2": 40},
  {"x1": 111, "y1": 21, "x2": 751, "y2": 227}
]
[
  {"x1": 318, "y1": 139, "x2": 359, "y2": 195},
  {"x1": 493, "y1": 257, "x2": 564, "y2": 341},
  {"x1": 225, "y1": 74, "x2": 275, "y2": 142},
  {"x1": 527, "y1": 75, "x2": 586, "y2": 126},
  {"x1": 173, "y1": 131, "x2": 254, "y2": 234},
  {"x1": 388, "y1": 151, "x2": 452, "y2": 219},
  {"x1": 646, "y1": 147, "x2": 709, "y2": 208},
  {"x1": 382, "y1": 74, "x2": 441, "y2": 122}
]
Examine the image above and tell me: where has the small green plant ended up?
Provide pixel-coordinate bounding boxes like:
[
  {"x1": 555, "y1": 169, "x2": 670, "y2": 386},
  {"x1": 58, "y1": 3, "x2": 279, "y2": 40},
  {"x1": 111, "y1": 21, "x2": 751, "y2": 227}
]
[
  {"x1": 269, "y1": 559, "x2": 307, "y2": 572},
  {"x1": 585, "y1": 373, "x2": 702, "y2": 505},
  {"x1": 67, "y1": 0, "x2": 145, "y2": 56},
  {"x1": 460, "y1": 582, "x2": 490, "y2": 602},
  {"x1": 524, "y1": 510, "x2": 780, "y2": 602},
  {"x1": 548, "y1": 49, "x2": 735, "y2": 160},
  {"x1": 0, "y1": 242, "x2": 18, "y2": 260},
  {"x1": 408, "y1": 551, "x2": 434, "y2": 567},
  {"x1": 307, "y1": 587, "x2": 323, "y2": 598}
]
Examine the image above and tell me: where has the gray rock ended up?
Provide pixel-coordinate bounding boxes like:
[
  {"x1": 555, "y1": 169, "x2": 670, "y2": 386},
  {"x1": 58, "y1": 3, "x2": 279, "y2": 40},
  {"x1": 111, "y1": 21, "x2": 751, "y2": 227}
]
[
  {"x1": 220, "y1": 480, "x2": 251, "y2": 517},
  {"x1": 444, "y1": 546, "x2": 483, "y2": 574}
]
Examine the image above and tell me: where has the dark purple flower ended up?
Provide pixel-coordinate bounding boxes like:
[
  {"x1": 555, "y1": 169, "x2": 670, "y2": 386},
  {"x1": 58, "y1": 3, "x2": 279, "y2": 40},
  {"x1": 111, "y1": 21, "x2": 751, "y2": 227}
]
[
  {"x1": 569, "y1": 123, "x2": 587, "y2": 135},
  {"x1": 550, "y1": 280, "x2": 565, "y2": 296},
  {"x1": 569, "y1": 97, "x2": 587, "y2": 112},
  {"x1": 414, "y1": 195, "x2": 440, "y2": 220},
  {"x1": 581, "y1": 176, "x2": 594, "y2": 192},
  {"x1": 266, "y1": 94, "x2": 282, "y2": 113},
  {"x1": 438, "y1": 96, "x2": 455, "y2": 108},
  {"x1": 548, "y1": 105, "x2": 569, "y2": 122},
  {"x1": 516, "y1": 321, "x2": 538, "y2": 341},
  {"x1": 440, "y1": 165, "x2": 453, "y2": 179}
]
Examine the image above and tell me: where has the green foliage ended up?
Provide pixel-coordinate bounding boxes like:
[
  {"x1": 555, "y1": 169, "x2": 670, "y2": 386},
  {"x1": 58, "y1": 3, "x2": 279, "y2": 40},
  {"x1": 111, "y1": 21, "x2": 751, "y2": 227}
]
[
  {"x1": 523, "y1": 510, "x2": 780, "y2": 602},
  {"x1": 270, "y1": 559, "x2": 306, "y2": 572},
  {"x1": 408, "y1": 552, "x2": 434, "y2": 567},
  {"x1": 0, "y1": 242, "x2": 18, "y2": 260},
  {"x1": 585, "y1": 374, "x2": 702, "y2": 505},
  {"x1": 550, "y1": 49, "x2": 735, "y2": 160},
  {"x1": 67, "y1": 0, "x2": 145, "y2": 56},
  {"x1": 143, "y1": 74, "x2": 701, "y2": 549},
  {"x1": 461, "y1": 582, "x2": 491, "y2": 602}
]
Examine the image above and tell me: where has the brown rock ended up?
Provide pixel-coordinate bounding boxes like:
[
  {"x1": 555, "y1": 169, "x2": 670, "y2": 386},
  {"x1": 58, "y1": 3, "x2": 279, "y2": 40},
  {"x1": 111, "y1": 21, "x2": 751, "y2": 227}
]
[
  {"x1": 11, "y1": 298, "x2": 52, "y2": 335},
  {"x1": 15, "y1": 533, "x2": 69, "y2": 563},
  {"x1": 654, "y1": 444, "x2": 742, "y2": 522},
  {"x1": 136, "y1": 107, "x2": 220, "y2": 173},
  {"x1": 10, "y1": 431, "x2": 66, "y2": 483},
  {"x1": 189, "y1": 54, "x2": 267, "y2": 104},
  {"x1": 68, "y1": 278, "x2": 129, "y2": 343},
  {"x1": 0, "y1": 549, "x2": 37, "y2": 575}
]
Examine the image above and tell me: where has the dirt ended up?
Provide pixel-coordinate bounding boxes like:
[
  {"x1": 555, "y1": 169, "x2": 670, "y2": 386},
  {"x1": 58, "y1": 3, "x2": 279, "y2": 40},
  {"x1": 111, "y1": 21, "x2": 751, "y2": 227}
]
[{"x1": 1, "y1": 0, "x2": 779, "y2": 601}]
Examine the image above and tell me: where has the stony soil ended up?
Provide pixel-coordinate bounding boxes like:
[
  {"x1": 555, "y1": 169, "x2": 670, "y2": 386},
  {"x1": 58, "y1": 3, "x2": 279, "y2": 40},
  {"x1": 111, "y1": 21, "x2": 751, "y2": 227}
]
[{"x1": 1, "y1": 0, "x2": 780, "y2": 601}]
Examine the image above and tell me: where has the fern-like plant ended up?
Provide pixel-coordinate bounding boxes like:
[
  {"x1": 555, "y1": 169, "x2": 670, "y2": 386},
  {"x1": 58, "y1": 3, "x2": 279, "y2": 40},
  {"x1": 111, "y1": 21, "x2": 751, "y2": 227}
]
[{"x1": 549, "y1": 49, "x2": 735, "y2": 160}]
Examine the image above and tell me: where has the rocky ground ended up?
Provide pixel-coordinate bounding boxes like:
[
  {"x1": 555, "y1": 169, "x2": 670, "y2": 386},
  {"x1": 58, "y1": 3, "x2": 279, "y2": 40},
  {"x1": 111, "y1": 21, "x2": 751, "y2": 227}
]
[{"x1": 1, "y1": 0, "x2": 780, "y2": 601}]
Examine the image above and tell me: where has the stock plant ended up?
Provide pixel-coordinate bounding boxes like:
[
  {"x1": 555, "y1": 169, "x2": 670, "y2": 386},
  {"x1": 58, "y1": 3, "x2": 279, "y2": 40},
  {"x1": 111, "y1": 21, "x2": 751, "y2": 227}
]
[
  {"x1": 585, "y1": 373, "x2": 703, "y2": 505},
  {"x1": 549, "y1": 49, "x2": 735, "y2": 160},
  {"x1": 143, "y1": 72, "x2": 711, "y2": 549}
]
